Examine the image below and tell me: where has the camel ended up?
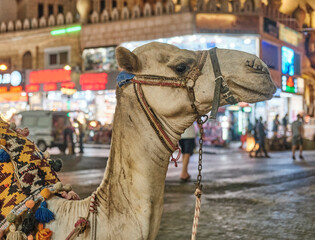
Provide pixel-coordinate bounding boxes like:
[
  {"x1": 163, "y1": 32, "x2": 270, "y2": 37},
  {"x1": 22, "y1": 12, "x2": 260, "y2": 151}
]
[{"x1": 44, "y1": 42, "x2": 276, "y2": 239}]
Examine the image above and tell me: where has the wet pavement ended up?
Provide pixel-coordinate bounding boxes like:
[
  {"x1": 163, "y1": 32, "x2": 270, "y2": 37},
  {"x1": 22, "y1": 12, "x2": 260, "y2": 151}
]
[{"x1": 49, "y1": 145, "x2": 315, "y2": 240}]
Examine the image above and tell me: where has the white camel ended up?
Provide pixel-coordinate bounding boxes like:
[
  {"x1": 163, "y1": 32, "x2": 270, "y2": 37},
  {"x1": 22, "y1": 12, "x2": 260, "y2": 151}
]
[{"x1": 46, "y1": 42, "x2": 276, "y2": 239}]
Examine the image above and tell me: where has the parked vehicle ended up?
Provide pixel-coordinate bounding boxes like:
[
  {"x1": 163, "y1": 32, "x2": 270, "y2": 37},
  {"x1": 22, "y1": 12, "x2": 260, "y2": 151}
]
[{"x1": 15, "y1": 110, "x2": 70, "y2": 152}]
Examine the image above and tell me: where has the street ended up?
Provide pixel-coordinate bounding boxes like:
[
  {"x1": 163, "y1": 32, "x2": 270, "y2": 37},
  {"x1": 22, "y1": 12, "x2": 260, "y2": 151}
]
[{"x1": 50, "y1": 144, "x2": 315, "y2": 240}]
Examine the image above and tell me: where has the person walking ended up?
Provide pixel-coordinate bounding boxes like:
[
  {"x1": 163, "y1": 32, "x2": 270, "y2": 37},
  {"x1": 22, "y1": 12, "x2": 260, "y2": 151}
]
[
  {"x1": 282, "y1": 113, "x2": 288, "y2": 137},
  {"x1": 291, "y1": 114, "x2": 304, "y2": 160},
  {"x1": 272, "y1": 114, "x2": 280, "y2": 138},
  {"x1": 63, "y1": 123, "x2": 75, "y2": 155},
  {"x1": 249, "y1": 119, "x2": 259, "y2": 158},
  {"x1": 179, "y1": 124, "x2": 196, "y2": 182},
  {"x1": 74, "y1": 119, "x2": 85, "y2": 154},
  {"x1": 255, "y1": 117, "x2": 270, "y2": 158}
]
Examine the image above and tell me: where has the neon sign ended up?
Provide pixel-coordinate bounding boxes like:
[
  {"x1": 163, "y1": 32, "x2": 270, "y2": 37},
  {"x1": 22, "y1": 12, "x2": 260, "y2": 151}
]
[
  {"x1": 43, "y1": 83, "x2": 57, "y2": 92},
  {"x1": 0, "y1": 71, "x2": 22, "y2": 86},
  {"x1": 29, "y1": 69, "x2": 71, "y2": 84},
  {"x1": 80, "y1": 73, "x2": 108, "y2": 91},
  {"x1": 50, "y1": 25, "x2": 82, "y2": 36},
  {"x1": 281, "y1": 46, "x2": 294, "y2": 76},
  {"x1": 282, "y1": 75, "x2": 297, "y2": 93},
  {"x1": 25, "y1": 84, "x2": 40, "y2": 93}
]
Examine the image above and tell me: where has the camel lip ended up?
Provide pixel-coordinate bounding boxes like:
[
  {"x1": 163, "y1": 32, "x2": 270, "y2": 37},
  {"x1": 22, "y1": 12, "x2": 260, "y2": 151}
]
[{"x1": 229, "y1": 78, "x2": 276, "y2": 100}]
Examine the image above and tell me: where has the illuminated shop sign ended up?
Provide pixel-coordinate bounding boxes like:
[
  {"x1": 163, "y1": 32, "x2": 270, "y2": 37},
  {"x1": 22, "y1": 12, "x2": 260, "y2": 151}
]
[
  {"x1": 25, "y1": 84, "x2": 40, "y2": 93},
  {"x1": 0, "y1": 71, "x2": 22, "y2": 86},
  {"x1": 29, "y1": 69, "x2": 71, "y2": 84},
  {"x1": 279, "y1": 24, "x2": 303, "y2": 47},
  {"x1": 281, "y1": 46, "x2": 294, "y2": 76},
  {"x1": 80, "y1": 73, "x2": 108, "y2": 91},
  {"x1": 43, "y1": 83, "x2": 57, "y2": 92},
  {"x1": 282, "y1": 75, "x2": 297, "y2": 93}
]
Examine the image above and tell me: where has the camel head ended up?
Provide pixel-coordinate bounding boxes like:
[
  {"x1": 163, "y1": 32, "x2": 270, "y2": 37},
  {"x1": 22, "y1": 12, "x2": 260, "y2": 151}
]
[{"x1": 116, "y1": 42, "x2": 276, "y2": 132}]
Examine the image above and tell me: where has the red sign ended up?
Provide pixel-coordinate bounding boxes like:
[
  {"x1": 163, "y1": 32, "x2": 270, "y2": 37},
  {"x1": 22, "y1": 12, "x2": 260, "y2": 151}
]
[
  {"x1": 10, "y1": 86, "x2": 22, "y2": 92},
  {"x1": 30, "y1": 69, "x2": 71, "y2": 84},
  {"x1": 25, "y1": 84, "x2": 40, "y2": 92},
  {"x1": 43, "y1": 83, "x2": 57, "y2": 92},
  {"x1": 80, "y1": 73, "x2": 108, "y2": 86},
  {"x1": 81, "y1": 84, "x2": 106, "y2": 91},
  {"x1": 61, "y1": 82, "x2": 75, "y2": 89},
  {"x1": 0, "y1": 87, "x2": 7, "y2": 93}
]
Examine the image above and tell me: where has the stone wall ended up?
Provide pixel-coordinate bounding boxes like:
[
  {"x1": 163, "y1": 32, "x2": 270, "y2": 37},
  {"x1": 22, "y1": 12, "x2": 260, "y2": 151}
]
[
  {"x1": 0, "y1": 28, "x2": 81, "y2": 70},
  {"x1": 80, "y1": 12, "x2": 194, "y2": 49}
]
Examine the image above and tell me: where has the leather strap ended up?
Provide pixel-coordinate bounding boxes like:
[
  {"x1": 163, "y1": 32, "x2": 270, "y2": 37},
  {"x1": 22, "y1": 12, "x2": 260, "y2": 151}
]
[
  {"x1": 209, "y1": 48, "x2": 222, "y2": 119},
  {"x1": 209, "y1": 48, "x2": 237, "y2": 119}
]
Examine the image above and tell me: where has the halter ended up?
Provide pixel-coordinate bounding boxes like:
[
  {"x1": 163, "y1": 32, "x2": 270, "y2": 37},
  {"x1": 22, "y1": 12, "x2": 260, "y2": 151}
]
[{"x1": 117, "y1": 47, "x2": 237, "y2": 165}]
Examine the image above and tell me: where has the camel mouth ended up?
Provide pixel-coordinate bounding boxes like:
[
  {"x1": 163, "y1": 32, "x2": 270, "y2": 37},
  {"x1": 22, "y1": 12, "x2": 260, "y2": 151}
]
[{"x1": 228, "y1": 75, "x2": 276, "y2": 102}]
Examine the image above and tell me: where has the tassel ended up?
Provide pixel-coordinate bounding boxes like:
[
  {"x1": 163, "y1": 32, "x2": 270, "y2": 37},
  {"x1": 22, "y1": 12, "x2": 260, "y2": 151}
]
[
  {"x1": 22, "y1": 210, "x2": 36, "y2": 236},
  {"x1": 22, "y1": 200, "x2": 36, "y2": 235},
  {"x1": 35, "y1": 223, "x2": 52, "y2": 240},
  {"x1": 0, "y1": 148, "x2": 10, "y2": 163},
  {"x1": 48, "y1": 159, "x2": 63, "y2": 172},
  {"x1": 61, "y1": 191, "x2": 80, "y2": 200},
  {"x1": 6, "y1": 224, "x2": 24, "y2": 240},
  {"x1": 35, "y1": 201, "x2": 54, "y2": 223}
]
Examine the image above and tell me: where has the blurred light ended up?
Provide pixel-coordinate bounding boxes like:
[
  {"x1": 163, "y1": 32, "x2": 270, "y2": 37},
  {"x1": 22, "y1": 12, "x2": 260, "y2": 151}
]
[
  {"x1": 64, "y1": 65, "x2": 72, "y2": 71},
  {"x1": 21, "y1": 92, "x2": 27, "y2": 97},
  {"x1": 90, "y1": 121, "x2": 97, "y2": 128},
  {"x1": 244, "y1": 38, "x2": 251, "y2": 44},
  {"x1": 0, "y1": 64, "x2": 8, "y2": 71},
  {"x1": 50, "y1": 25, "x2": 82, "y2": 36},
  {"x1": 200, "y1": 38, "x2": 206, "y2": 43},
  {"x1": 189, "y1": 35, "x2": 197, "y2": 42},
  {"x1": 230, "y1": 43, "x2": 235, "y2": 48}
]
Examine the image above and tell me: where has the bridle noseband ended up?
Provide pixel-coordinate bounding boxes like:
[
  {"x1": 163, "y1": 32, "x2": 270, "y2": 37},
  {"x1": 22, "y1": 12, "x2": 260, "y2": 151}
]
[{"x1": 117, "y1": 47, "x2": 237, "y2": 164}]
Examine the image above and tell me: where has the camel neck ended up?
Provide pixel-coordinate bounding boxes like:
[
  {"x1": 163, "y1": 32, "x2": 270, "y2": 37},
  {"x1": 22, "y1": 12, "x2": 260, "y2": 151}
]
[{"x1": 95, "y1": 86, "x2": 174, "y2": 239}]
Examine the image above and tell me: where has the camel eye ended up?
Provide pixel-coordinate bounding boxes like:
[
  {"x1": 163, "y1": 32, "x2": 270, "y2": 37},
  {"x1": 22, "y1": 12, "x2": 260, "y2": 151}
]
[{"x1": 175, "y1": 64, "x2": 188, "y2": 74}]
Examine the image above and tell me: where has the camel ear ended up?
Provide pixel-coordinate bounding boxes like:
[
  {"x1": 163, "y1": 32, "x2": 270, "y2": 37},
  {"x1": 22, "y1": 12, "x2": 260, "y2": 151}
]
[{"x1": 116, "y1": 46, "x2": 141, "y2": 73}]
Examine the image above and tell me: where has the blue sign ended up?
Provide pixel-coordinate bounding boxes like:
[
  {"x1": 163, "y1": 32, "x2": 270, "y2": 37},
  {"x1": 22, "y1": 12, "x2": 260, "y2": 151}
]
[{"x1": 281, "y1": 46, "x2": 294, "y2": 76}]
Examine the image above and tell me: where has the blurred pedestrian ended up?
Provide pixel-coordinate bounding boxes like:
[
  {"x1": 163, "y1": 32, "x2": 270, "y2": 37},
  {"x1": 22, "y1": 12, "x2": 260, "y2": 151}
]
[
  {"x1": 272, "y1": 114, "x2": 280, "y2": 138},
  {"x1": 64, "y1": 123, "x2": 75, "y2": 155},
  {"x1": 249, "y1": 119, "x2": 259, "y2": 157},
  {"x1": 291, "y1": 114, "x2": 304, "y2": 160},
  {"x1": 282, "y1": 113, "x2": 288, "y2": 137},
  {"x1": 255, "y1": 117, "x2": 270, "y2": 158},
  {"x1": 179, "y1": 124, "x2": 196, "y2": 182},
  {"x1": 74, "y1": 119, "x2": 85, "y2": 154}
]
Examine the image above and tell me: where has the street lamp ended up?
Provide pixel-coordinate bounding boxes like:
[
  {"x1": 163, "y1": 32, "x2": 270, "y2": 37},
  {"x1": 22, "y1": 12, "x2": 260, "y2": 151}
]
[{"x1": 0, "y1": 64, "x2": 8, "y2": 71}]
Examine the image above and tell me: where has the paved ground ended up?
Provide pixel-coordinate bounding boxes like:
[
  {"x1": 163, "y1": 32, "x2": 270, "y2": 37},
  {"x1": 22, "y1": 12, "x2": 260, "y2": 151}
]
[{"x1": 49, "y1": 144, "x2": 315, "y2": 240}]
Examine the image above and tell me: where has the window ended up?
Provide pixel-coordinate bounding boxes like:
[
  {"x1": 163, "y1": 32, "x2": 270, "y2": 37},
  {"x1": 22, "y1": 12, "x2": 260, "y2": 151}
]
[
  {"x1": 59, "y1": 52, "x2": 68, "y2": 65},
  {"x1": 38, "y1": 3, "x2": 44, "y2": 18},
  {"x1": 58, "y1": 5, "x2": 63, "y2": 14},
  {"x1": 82, "y1": 47, "x2": 118, "y2": 72},
  {"x1": 261, "y1": 41, "x2": 278, "y2": 70},
  {"x1": 45, "y1": 46, "x2": 70, "y2": 68},
  {"x1": 22, "y1": 116, "x2": 37, "y2": 127},
  {"x1": 48, "y1": 4, "x2": 54, "y2": 15},
  {"x1": 100, "y1": 0, "x2": 106, "y2": 12},
  {"x1": 49, "y1": 54, "x2": 57, "y2": 65},
  {"x1": 112, "y1": 0, "x2": 117, "y2": 8}
]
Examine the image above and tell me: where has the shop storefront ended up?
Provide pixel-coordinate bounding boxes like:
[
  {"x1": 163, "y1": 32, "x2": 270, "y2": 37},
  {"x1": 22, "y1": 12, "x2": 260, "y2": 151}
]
[
  {"x1": 25, "y1": 68, "x2": 118, "y2": 124},
  {"x1": 0, "y1": 70, "x2": 27, "y2": 120}
]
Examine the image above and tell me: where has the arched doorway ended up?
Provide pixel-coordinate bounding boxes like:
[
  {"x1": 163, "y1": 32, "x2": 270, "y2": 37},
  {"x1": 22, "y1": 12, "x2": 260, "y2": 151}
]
[{"x1": 22, "y1": 51, "x2": 33, "y2": 69}]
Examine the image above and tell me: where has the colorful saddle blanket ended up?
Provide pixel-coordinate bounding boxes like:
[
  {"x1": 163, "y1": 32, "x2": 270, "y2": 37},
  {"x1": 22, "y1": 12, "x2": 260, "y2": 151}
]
[{"x1": 0, "y1": 118, "x2": 59, "y2": 230}]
